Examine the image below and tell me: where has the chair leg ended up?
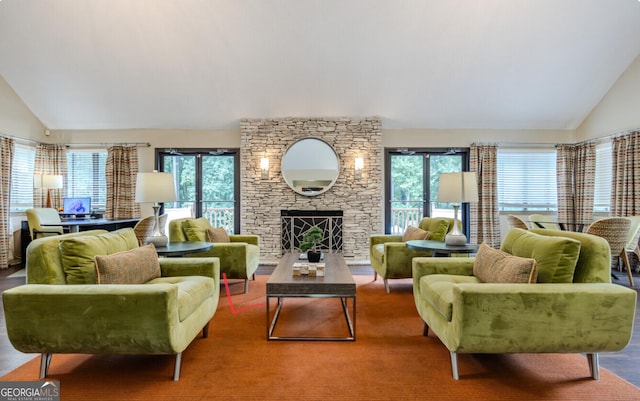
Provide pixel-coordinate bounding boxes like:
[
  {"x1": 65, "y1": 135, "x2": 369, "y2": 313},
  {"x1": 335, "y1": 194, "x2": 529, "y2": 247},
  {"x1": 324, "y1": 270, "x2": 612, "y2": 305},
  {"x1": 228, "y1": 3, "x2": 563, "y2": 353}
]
[
  {"x1": 202, "y1": 322, "x2": 210, "y2": 338},
  {"x1": 173, "y1": 353, "x2": 182, "y2": 381},
  {"x1": 587, "y1": 353, "x2": 600, "y2": 380},
  {"x1": 39, "y1": 353, "x2": 52, "y2": 379},
  {"x1": 383, "y1": 278, "x2": 390, "y2": 293},
  {"x1": 244, "y1": 279, "x2": 249, "y2": 294},
  {"x1": 450, "y1": 351, "x2": 460, "y2": 380},
  {"x1": 373, "y1": 271, "x2": 377, "y2": 281},
  {"x1": 422, "y1": 322, "x2": 429, "y2": 336},
  {"x1": 620, "y1": 251, "x2": 635, "y2": 288}
]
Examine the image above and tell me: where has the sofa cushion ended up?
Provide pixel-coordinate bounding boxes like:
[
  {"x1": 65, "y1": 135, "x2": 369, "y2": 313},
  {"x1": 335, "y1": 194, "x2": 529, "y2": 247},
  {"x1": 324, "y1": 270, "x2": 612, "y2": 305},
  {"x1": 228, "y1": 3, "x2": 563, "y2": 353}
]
[
  {"x1": 182, "y1": 217, "x2": 212, "y2": 242},
  {"x1": 149, "y1": 276, "x2": 216, "y2": 322},
  {"x1": 402, "y1": 226, "x2": 430, "y2": 242},
  {"x1": 420, "y1": 274, "x2": 480, "y2": 322},
  {"x1": 207, "y1": 227, "x2": 230, "y2": 243},
  {"x1": 94, "y1": 244, "x2": 161, "y2": 284},
  {"x1": 500, "y1": 228, "x2": 581, "y2": 283},
  {"x1": 473, "y1": 243, "x2": 538, "y2": 283},
  {"x1": 418, "y1": 218, "x2": 452, "y2": 242},
  {"x1": 60, "y1": 228, "x2": 139, "y2": 284}
]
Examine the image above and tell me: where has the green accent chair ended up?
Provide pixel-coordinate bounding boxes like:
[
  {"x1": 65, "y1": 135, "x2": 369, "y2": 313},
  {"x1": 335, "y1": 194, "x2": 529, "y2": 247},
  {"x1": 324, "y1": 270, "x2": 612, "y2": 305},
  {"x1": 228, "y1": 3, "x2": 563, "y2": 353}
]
[
  {"x1": 369, "y1": 217, "x2": 457, "y2": 293},
  {"x1": 412, "y1": 228, "x2": 637, "y2": 380},
  {"x1": 25, "y1": 208, "x2": 64, "y2": 239},
  {"x1": 2, "y1": 228, "x2": 220, "y2": 381},
  {"x1": 168, "y1": 217, "x2": 260, "y2": 293}
]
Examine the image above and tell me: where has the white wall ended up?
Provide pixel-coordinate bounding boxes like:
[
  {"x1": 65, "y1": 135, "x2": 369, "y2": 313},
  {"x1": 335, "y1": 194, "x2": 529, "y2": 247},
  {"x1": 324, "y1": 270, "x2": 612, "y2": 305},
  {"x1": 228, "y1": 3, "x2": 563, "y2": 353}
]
[
  {"x1": 0, "y1": 75, "x2": 46, "y2": 141},
  {"x1": 577, "y1": 54, "x2": 640, "y2": 141}
]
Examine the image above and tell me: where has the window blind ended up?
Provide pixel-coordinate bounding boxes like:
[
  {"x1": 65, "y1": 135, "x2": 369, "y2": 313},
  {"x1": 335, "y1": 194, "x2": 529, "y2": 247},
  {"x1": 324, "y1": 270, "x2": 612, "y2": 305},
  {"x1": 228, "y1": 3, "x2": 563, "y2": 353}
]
[
  {"x1": 9, "y1": 144, "x2": 36, "y2": 211},
  {"x1": 66, "y1": 150, "x2": 107, "y2": 210},
  {"x1": 593, "y1": 141, "x2": 612, "y2": 213},
  {"x1": 497, "y1": 148, "x2": 557, "y2": 211}
]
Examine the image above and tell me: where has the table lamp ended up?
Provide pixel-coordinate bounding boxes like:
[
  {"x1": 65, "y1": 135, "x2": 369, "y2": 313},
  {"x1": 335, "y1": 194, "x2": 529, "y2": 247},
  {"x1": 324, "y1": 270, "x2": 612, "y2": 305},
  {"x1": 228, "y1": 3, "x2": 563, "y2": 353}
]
[
  {"x1": 34, "y1": 174, "x2": 63, "y2": 209},
  {"x1": 437, "y1": 172, "x2": 478, "y2": 246},
  {"x1": 135, "y1": 171, "x2": 177, "y2": 247}
]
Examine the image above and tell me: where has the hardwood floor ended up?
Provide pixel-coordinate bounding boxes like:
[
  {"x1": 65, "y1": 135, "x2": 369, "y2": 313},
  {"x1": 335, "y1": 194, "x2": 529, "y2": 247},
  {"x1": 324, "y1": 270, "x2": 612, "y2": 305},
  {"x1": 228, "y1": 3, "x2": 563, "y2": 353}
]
[{"x1": 0, "y1": 266, "x2": 638, "y2": 387}]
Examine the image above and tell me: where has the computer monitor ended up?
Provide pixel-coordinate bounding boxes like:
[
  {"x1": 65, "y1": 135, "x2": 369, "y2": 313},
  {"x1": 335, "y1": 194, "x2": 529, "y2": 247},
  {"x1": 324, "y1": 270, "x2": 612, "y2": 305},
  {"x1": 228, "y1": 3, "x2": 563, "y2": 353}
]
[{"x1": 63, "y1": 197, "x2": 91, "y2": 215}]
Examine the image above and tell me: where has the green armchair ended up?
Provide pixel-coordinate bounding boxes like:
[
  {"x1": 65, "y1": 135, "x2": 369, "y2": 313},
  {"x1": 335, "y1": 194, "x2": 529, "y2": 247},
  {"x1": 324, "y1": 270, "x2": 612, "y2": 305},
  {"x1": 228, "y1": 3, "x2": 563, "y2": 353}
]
[
  {"x1": 2, "y1": 228, "x2": 220, "y2": 381},
  {"x1": 369, "y1": 217, "x2": 457, "y2": 293},
  {"x1": 168, "y1": 217, "x2": 260, "y2": 293},
  {"x1": 412, "y1": 228, "x2": 637, "y2": 380}
]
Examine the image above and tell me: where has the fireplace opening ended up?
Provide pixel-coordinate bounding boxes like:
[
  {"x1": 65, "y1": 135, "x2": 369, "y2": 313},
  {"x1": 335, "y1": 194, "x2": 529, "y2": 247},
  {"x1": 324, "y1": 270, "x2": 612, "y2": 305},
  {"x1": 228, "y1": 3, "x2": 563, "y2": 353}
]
[{"x1": 281, "y1": 210, "x2": 343, "y2": 254}]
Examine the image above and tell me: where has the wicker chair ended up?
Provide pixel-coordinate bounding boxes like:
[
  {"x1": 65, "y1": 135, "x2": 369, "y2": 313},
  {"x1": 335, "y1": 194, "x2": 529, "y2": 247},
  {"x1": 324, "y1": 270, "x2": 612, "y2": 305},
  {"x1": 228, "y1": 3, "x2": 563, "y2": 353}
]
[
  {"x1": 586, "y1": 217, "x2": 632, "y2": 287},
  {"x1": 507, "y1": 215, "x2": 529, "y2": 230},
  {"x1": 133, "y1": 214, "x2": 168, "y2": 246}
]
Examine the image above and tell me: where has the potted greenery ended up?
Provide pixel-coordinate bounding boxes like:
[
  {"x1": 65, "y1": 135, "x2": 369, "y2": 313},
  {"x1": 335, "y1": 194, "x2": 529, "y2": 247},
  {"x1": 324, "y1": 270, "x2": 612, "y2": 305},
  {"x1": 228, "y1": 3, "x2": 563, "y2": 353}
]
[{"x1": 300, "y1": 226, "x2": 323, "y2": 263}]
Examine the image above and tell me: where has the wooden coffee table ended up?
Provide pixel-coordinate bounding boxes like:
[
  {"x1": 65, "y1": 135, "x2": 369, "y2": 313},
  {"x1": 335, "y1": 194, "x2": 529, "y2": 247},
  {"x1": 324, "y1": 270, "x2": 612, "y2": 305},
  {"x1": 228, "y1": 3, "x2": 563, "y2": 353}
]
[{"x1": 266, "y1": 253, "x2": 356, "y2": 341}]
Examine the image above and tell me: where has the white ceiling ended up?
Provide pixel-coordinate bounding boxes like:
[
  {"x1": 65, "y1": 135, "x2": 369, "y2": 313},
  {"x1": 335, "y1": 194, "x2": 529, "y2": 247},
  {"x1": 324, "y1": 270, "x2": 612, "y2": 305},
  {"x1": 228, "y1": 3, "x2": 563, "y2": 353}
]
[{"x1": 1, "y1": 0, "x2": 639, "y2": 131}]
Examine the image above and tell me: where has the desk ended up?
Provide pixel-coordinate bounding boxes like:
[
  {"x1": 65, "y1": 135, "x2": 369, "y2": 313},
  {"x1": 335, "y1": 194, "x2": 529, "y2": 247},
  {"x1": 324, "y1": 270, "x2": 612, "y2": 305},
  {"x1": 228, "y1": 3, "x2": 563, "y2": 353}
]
[
  {"x1": 405, "y1": 240, "x2": 479, "y2": 256},
  {"x1": 155, "y1": 241, "x2": 213, "y2": 257},
  {"x1": 42, "y1": 218, "x2": 140, "y2": 233}
]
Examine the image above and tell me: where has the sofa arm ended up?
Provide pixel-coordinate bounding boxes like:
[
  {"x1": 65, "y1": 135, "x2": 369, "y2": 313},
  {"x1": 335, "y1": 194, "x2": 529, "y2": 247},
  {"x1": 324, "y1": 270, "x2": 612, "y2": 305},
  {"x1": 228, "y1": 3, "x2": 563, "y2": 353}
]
[
  {"x1": 451, "y1": 283, "x2": 637, "y2": 353},
  {"x1": 2, "y1": 284, "x2": 184, "y2": 354},
  {"x1": 230, "y1": 235, "x2": 259, "y2": 246},
  {"x1": 412, "y1": 256, "x2": 475, "y2": 279},
  {"x1": 370, "y1": 235, "x2": 403, "y2": 248},
  {"x1": 160, "y1": 257, "x2": 220, "y2": 281}
]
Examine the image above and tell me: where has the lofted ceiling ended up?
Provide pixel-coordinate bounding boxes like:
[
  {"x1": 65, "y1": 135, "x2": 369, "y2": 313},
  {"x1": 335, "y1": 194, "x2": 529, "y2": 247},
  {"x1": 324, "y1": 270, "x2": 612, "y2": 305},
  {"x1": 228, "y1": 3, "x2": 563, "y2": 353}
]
[{"x1": 0, "y1": 0, "x2": 640, "y2": 131}]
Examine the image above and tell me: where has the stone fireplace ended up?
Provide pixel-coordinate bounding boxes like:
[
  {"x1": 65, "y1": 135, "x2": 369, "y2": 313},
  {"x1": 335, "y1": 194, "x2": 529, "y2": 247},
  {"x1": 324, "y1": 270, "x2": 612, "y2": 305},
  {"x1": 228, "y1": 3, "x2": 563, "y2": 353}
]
[{"x1": 240, "y1": 117, "x2": 382, "y2": 260}]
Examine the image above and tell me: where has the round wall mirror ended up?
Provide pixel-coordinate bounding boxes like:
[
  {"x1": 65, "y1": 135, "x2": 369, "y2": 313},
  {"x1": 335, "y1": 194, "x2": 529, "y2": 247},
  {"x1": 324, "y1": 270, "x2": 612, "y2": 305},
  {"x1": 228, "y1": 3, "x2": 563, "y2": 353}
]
[{"x1": 281, "y1": 138, "x2": 340, "y2": 196}]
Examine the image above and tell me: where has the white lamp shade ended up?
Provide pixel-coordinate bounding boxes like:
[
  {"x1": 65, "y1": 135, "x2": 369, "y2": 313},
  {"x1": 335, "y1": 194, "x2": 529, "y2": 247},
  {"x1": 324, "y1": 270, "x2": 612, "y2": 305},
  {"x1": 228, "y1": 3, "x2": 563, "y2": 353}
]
[
  {"x1": 354, "y1": 157, "x2": 364, "y2": 170},
  {"x1": 135, "y1": 172, "x2": 177, "y2": 203},
  {"x1": 34, "y1": 174, "x2": 63, "y2": 189},
  {"x1": 260, "y1": 157, "x2": 269, "y2": 170},
  {"x1": 438, "y1": 172, "x2": 478, "y2": 203}
]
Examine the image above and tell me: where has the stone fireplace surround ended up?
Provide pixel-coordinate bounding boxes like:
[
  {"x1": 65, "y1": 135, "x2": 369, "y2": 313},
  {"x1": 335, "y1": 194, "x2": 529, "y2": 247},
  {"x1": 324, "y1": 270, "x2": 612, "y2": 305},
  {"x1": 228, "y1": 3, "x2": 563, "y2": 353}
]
[{"x1": 240, "y1": 117, "x2": 382, "y2": 260}]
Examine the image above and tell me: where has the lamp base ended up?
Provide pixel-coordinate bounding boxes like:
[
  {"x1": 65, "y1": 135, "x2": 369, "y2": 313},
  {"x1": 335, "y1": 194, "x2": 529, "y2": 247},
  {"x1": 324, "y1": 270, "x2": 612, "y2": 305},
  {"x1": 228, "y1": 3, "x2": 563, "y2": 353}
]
[
  {"x1": 146, "y1": 234, "x2": 169, "y2": 248},
  {"x1": 445, "y1": 233, "x2": 467, "y2": 246}
]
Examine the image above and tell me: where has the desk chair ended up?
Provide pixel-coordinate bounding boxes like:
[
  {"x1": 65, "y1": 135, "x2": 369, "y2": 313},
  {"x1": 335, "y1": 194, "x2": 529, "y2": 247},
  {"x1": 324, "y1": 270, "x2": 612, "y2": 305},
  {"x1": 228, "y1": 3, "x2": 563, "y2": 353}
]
[
  {"x1": 26, "y1": 208, "x2": 64, "y2": 240},
  {"x1": 586, "y1": 217, "x2": 632, "y2": 287},
  {"x1": 528, "y1": 214, "x2": 561, "y2": 230}
]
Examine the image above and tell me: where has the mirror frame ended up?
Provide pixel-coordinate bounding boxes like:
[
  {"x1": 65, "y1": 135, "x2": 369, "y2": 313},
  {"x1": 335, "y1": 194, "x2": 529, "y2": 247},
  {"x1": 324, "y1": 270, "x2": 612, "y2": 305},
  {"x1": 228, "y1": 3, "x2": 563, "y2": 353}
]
[{"x1": 281, "y1": 137, "x2": 340, "y2": 196}]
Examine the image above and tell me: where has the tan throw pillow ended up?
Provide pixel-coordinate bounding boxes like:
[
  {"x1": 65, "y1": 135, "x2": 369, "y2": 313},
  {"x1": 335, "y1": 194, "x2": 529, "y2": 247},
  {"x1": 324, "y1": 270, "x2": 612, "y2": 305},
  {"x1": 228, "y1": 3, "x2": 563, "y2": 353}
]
[
  {"x1": 94, "y1": 244, "x2": 161, "y2": 284},
  {"x1": 402, "y1": 226, "x2": 431, "y2": 242},
  {"x1": 206, "y1": 227, "x2": 231, "y2": 243},
  {"x1": 473, "y1": 242, "x2": 538, "y2": 284}
]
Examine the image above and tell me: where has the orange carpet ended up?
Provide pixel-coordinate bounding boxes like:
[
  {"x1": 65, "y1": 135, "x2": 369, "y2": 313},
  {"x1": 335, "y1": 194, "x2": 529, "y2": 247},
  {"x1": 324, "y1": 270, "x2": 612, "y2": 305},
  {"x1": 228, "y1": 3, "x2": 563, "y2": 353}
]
[{"x1": 2, "y1": 276, "x2": 639, "y2": 401}]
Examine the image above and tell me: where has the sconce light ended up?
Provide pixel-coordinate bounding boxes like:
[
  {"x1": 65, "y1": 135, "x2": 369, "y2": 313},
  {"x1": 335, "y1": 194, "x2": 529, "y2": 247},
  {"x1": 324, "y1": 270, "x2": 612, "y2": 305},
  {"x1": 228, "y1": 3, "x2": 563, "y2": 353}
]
[
  {"x1": 354, "y1": 157, "x2": 364, "y2": 180},
  {"x1": 260, "y1": 157, "x2": 269, "y2": 180}
]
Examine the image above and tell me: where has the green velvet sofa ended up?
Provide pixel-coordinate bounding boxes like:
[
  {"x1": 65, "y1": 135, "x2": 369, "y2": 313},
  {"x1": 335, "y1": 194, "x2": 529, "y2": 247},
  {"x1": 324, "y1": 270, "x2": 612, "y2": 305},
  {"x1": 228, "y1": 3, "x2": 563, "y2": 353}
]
[
  {"x1": 168, "y1": 217, "x2": 259, "y2": 293},
  {"x1": 412, "y1": 228, "x2": 637, "y2": 380},
  {"x1": 370, "y1": 217, "x2": 457, "y2": 293},
  {"x1": 2, "y1": 228, "x2": 220, "y2": 381}
]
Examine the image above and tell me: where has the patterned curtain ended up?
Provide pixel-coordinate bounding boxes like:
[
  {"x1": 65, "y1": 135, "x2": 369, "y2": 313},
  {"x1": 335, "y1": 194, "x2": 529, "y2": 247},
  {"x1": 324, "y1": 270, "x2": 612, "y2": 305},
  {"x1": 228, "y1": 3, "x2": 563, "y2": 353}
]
[
  {"x1": 470, "y1": 144, "x2": 500, "y2": 247},
  {"x1": 0, "y1": 137, "x2": 14, "y2": 269},
  {"x1": 611, "y1": 132, "x2": 640, "y2": 216},
  {"x1": 556, "y1": 143, "x2": 595, "y2": 231},
  {"x1": 105, "y1": 146, "x2": 139, "y2": 219},
  {"x1": 34, "y1": 144, "x2": 67, "y2": 208}
]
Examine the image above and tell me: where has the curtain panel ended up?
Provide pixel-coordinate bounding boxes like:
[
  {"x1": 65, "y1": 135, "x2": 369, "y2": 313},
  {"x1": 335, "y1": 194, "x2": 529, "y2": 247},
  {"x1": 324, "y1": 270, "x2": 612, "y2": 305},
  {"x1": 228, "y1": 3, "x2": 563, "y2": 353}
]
[
  {"x1": 612, "y1": 132, "x2": 640, "y2": 216},
  {"x1": 0, "y1": 137, "x2": 14, "y2": 268},
  {"x1": 470, "y1": 144, "x2": 500, "y2": 247},
  {"x1": 556, "y1": 143, "x2": 595, "y2": 231},
  {"x1": 34, "y1": 144, "x2": 67, "y2": 208},
  {"x1": 105, "y1": 146, "x2": 139, "y2": 219}
]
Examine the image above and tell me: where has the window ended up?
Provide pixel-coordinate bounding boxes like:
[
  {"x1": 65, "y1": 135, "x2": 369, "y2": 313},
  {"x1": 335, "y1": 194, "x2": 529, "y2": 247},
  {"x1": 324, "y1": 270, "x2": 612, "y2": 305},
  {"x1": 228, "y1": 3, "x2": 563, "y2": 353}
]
[
  {"x1": 10, "y1": 144, "x2": 36, "y2": 211},
  {"x1": 497, "y1": 147, "x2": 557, "y2": 211},
  {"x1": 66, "y1": 150, "x2": 107, "y2": 210},
  {"x1": 594, "y1": 141, "x2": 612, "y2": 213}
]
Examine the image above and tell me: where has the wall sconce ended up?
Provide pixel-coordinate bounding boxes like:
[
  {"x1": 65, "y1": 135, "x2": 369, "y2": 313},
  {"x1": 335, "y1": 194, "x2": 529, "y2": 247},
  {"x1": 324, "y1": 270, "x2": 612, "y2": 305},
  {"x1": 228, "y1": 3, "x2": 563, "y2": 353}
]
[
  {"x1": 354, "y1": 157, "x2": 364, "y2": 180},
  {"x1": 260, "y1": 157, "x2": 269, "y2": 180}
]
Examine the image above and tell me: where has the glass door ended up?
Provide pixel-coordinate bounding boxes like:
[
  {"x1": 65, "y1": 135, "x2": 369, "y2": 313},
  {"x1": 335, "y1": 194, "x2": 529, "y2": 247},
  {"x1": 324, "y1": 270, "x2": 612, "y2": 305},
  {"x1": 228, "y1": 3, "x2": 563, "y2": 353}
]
[
  {"x1": 158, "y1": 149, "x2": 239, "y2": 234},
  {"x1": 385, "y1": 148, "x2": 468, "y2": 235}
]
